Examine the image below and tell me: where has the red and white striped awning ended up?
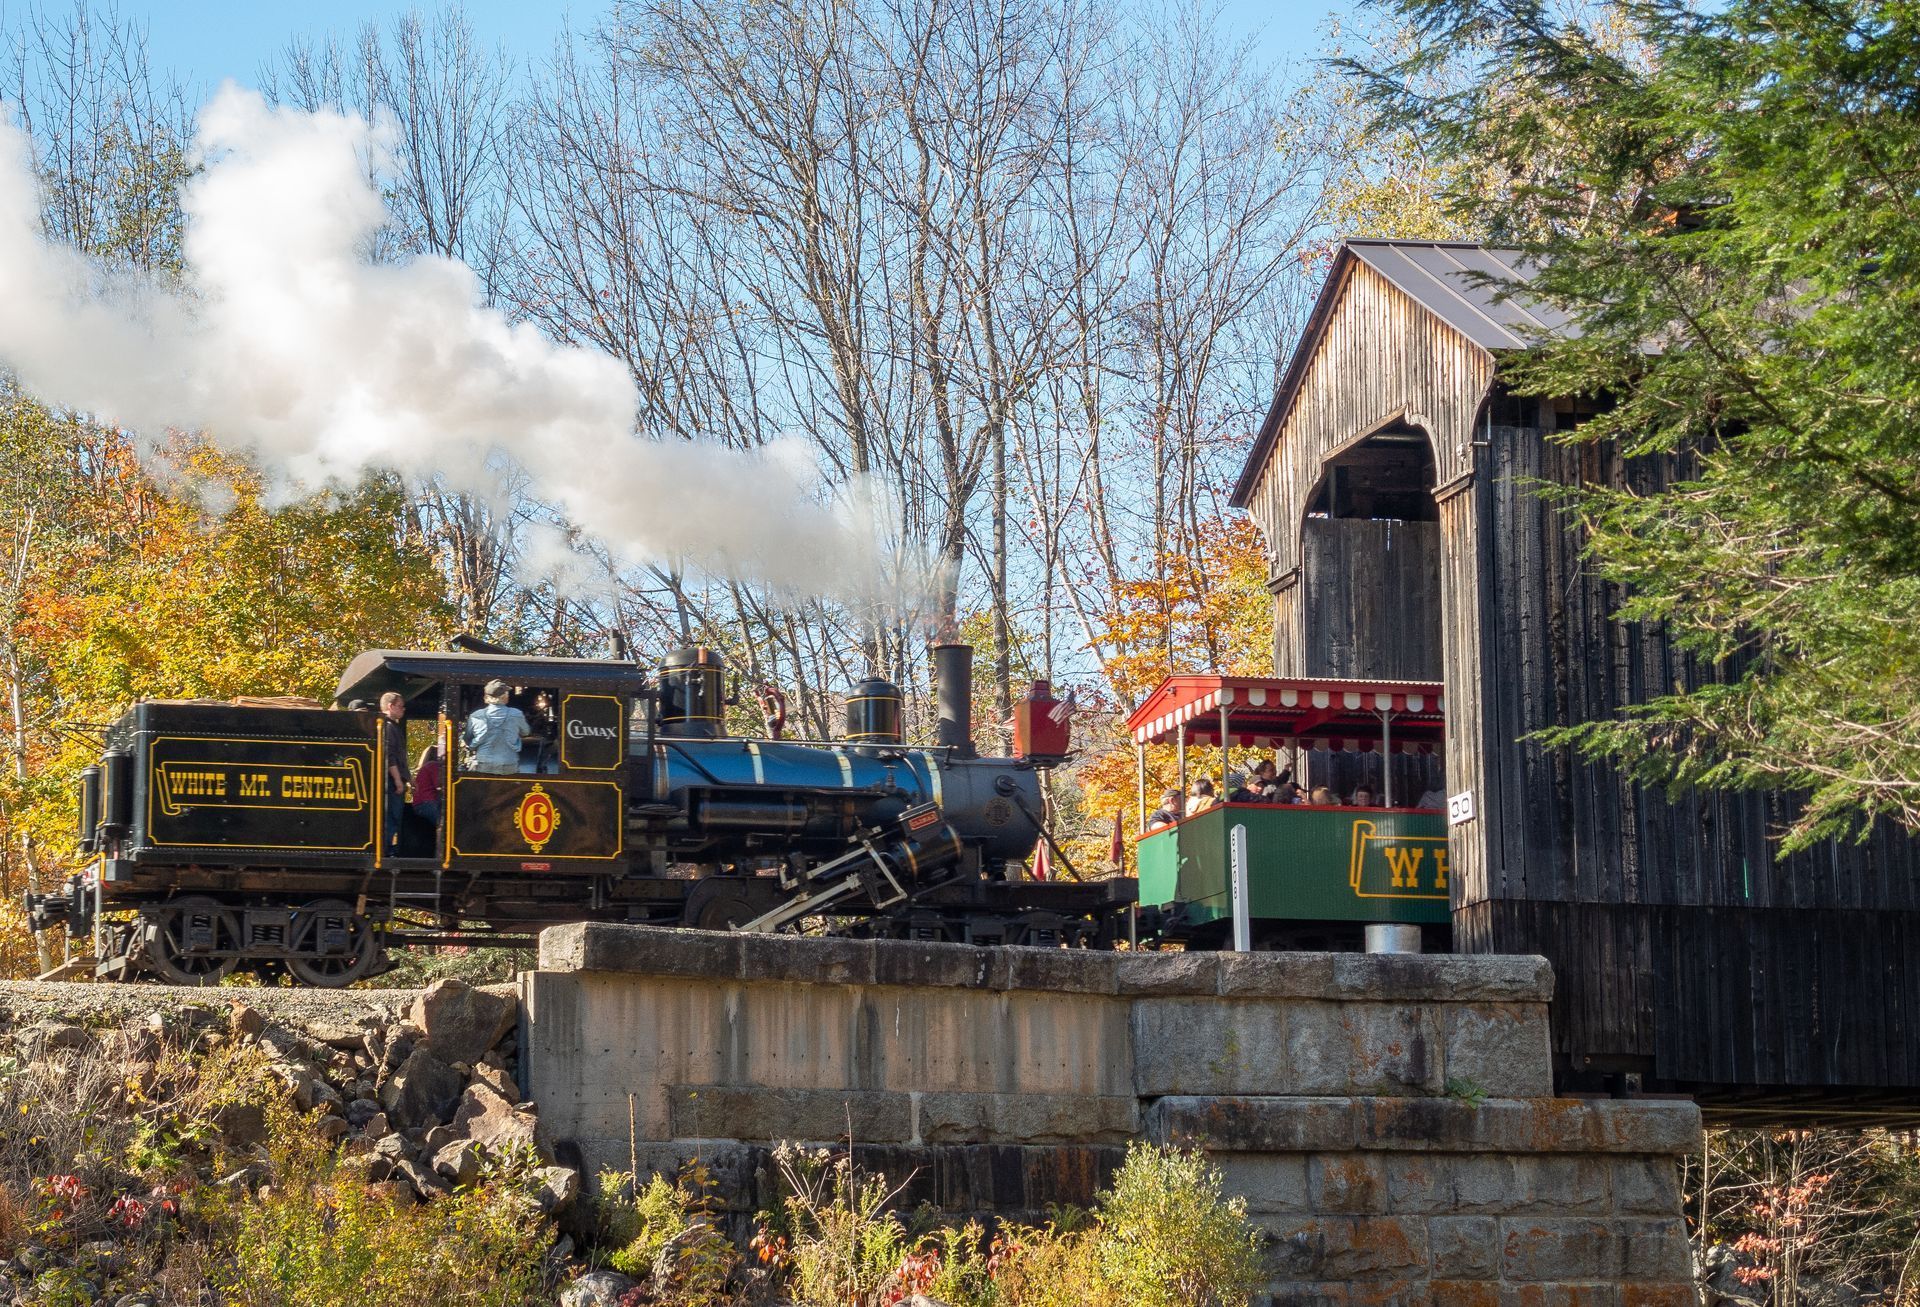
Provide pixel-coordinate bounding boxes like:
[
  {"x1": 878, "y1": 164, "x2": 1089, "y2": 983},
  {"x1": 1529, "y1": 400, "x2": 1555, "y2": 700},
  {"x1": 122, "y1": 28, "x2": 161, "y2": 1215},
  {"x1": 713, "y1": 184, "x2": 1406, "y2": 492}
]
[{"x1": 1125, "y1": 675, "x2": 1446, "y2": 752}]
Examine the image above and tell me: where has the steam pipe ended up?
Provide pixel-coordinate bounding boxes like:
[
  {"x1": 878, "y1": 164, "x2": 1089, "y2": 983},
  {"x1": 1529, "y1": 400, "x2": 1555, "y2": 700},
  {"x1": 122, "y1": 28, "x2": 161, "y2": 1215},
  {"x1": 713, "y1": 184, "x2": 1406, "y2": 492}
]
[{"x1": 931, "y1": 643, "x2": 975, "y2": 756}]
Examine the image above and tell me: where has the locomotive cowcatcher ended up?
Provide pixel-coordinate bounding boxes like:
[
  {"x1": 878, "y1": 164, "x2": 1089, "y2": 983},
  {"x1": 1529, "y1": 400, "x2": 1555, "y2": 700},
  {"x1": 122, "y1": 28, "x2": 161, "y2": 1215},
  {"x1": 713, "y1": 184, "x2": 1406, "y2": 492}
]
[{"x1": 31, "y1": 642, "x2": 1133, "y2": 985}]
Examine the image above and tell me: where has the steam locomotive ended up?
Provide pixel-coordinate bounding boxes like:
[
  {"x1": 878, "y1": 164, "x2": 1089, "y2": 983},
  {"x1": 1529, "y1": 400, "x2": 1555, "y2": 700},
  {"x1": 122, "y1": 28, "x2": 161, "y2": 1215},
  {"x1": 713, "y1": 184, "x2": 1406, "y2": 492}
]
[{"x1": 29, "y1": 642, "x2": 1133, "y2": 986}]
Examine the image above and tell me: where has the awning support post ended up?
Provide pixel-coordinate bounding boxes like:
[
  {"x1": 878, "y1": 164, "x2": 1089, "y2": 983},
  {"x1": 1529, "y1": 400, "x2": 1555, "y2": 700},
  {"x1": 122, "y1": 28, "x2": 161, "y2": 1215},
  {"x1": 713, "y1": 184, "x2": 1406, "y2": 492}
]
[
  {"x1": 1219, "y1": 703, "x2": 1231, "y2": 793},
  {"x1": 1177, "y1": 728, "x2": 1186, "y2": 796},
  {"x1": 1378, "y1": 709, "x2": 1394, "y2": 806}
]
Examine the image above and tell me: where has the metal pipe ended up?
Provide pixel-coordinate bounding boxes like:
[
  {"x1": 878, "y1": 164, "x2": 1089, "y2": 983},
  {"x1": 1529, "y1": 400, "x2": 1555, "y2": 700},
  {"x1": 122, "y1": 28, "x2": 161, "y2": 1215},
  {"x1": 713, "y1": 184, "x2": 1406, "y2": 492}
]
[
  {"x1": 1366, "y1": 923, "x2": 1423, "y2": 954},
  {"x1": 931, "y1": 643, "x2": 975, "y2": 756}
]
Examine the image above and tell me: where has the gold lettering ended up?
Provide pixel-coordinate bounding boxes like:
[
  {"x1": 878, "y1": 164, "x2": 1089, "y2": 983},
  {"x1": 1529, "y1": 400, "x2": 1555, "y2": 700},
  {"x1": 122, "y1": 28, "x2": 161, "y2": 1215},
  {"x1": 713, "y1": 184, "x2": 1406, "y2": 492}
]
[
  {"x1": 1381, "y1": 845, "x2": 1426, "y2": 889},
  {"x1": 1433, "y1": 848, "x2": 1449, "y2": 890}
]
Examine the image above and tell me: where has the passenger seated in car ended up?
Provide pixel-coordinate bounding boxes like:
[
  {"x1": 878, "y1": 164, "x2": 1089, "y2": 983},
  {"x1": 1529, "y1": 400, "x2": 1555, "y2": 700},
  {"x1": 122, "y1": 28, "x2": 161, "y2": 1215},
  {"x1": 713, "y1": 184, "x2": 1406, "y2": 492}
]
[
  {"x1": 1146, "y1": 789, "x2": 1184, "y2": 829},
  {"x1": 1186, "y1": 778, "x2": 1219, "y2": 815}
]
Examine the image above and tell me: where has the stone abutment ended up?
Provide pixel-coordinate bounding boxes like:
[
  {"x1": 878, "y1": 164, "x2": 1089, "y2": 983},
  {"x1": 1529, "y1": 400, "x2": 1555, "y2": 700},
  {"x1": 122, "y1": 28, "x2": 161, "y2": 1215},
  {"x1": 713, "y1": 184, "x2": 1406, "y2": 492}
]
[{"x1": 523, "y1": 925, "x2": 1699, "y2": 1305}]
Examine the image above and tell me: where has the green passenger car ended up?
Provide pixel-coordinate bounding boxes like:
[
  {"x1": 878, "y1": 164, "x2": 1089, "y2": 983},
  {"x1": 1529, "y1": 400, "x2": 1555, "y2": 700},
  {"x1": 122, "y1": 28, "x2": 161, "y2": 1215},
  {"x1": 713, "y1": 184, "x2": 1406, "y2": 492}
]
[{"x1": 1136, "y1": 803, "x2": 1450, "y2": 942}]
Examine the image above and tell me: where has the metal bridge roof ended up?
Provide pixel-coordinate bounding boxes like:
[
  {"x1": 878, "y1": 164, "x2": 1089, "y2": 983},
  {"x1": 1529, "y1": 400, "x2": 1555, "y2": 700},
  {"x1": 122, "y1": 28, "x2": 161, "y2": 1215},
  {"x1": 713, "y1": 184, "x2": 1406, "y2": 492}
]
[
  {"x1": 1229, "y1": 239, "x2": 1576, "y2": 508},
  {"x1": 1126, "y1": 674, "x2": 1446, "y2": 752}
]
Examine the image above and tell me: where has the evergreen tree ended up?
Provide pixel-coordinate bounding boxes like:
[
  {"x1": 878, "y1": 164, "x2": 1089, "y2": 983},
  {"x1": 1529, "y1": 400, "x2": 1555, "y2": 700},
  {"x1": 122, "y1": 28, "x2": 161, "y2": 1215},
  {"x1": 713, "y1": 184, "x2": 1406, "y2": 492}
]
[{"x1": 1358, "y1": 0, "x2": 1920, "y2": 848}]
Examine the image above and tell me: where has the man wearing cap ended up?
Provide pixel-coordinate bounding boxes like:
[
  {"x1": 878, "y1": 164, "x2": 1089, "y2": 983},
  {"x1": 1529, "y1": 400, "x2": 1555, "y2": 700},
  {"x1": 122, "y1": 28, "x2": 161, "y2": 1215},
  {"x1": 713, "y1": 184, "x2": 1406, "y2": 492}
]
[{"x1": 463, "y1": 680, "x2": 535, "y2": 775}]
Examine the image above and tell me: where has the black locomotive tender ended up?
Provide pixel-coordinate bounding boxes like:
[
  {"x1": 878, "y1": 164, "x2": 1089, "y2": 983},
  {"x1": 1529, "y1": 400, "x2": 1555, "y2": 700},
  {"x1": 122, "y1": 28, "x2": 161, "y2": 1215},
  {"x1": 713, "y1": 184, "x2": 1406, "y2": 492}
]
[{"x1": 34, "y1": 642, "x2": 1131, "y2": 986}]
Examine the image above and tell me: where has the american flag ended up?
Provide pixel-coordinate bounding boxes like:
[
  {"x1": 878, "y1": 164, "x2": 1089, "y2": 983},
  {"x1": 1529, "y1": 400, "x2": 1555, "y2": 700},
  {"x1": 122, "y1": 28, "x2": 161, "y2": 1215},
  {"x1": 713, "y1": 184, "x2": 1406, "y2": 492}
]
[{"x1": 1047, "y1": 688, "x2": 1077, "y2": 726}]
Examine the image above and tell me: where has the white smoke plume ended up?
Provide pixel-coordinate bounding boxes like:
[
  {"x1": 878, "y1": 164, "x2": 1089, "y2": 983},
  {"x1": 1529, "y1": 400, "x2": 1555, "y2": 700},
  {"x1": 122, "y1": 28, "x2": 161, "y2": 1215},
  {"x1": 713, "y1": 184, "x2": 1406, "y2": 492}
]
[{"x1": 0, "y1": 84, "x2": 890, "y2": 600}]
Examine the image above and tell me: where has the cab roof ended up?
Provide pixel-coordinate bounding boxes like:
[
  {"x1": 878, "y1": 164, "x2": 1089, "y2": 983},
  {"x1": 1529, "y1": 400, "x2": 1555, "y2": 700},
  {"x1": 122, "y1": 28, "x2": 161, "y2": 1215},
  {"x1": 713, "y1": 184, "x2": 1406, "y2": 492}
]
[{"x1": 333, "y1": 649, "x2": 649, "y2": 710}]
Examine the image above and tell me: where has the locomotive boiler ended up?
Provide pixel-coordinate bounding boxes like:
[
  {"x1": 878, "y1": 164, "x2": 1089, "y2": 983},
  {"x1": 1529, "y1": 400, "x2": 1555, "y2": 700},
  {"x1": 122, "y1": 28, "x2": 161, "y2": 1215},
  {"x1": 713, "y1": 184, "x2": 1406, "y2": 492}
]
[{"x1": 30, "y1": 642, "x2": 1131, "y2": 986}]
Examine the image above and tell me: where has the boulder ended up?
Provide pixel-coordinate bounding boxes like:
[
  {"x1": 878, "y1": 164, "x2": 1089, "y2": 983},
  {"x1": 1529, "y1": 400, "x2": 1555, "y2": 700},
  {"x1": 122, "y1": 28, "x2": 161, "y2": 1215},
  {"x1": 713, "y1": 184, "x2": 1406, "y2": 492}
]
[
  {"x1": 225, "y1": 1003, "x2": 264, "y2": 1041},
  {"x1": 431, "y1": 1140, "x2": 483, "y2": 1187},
  {"x1": 410, "y1": 980, "x2": 516, "y2": 1067},
  {"x1": 377, "y1": 1047, "x2": 465, "y2": 1129},
  {"x1": 17, "y1": 1021, "x2": 91, "y2": 1060},
  {"x1": 559, "y1": 1271, "x2": 639, "y2": 1307},
  {"x1": 473, "y1": 1062, "x2": 520, "y2": 1102},
  {"x1": 344, "y1": 1098, "x2": 384, "y2": 1128},
  {"x1": 450, "y1": 1082, "x2": 537, "y2": 1153},
  {"x1": 304, "y1": 1015, "x2": 376, "y2": 1050},
  {"x1": 536, "y1": 1165, "x2": 580, "y2": 1214},
  {"x1": 313, "y1": 1115, "x2": 351, "y2": 1143},
  {"x1": 372, "y1": 1132, "x2": 412, "y2": 1162},
  {"x1": 395, "y1": 1158, "x2": 449, "y2": 1201}
]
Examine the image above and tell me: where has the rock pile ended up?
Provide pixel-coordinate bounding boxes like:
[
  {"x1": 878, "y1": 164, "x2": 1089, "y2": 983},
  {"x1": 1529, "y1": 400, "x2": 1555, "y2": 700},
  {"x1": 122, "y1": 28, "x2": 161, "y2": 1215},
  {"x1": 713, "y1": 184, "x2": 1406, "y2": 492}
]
[{"x1": 216, "y1": 978, "x2": 579, "y2": 1212}]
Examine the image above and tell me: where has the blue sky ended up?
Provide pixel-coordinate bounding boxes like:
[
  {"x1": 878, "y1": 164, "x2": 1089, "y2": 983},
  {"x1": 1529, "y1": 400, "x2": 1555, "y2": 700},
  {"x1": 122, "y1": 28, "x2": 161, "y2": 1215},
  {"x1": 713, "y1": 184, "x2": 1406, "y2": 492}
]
[{"x1": 95, "y1": 1, "x2": 1363, "y2": 99}]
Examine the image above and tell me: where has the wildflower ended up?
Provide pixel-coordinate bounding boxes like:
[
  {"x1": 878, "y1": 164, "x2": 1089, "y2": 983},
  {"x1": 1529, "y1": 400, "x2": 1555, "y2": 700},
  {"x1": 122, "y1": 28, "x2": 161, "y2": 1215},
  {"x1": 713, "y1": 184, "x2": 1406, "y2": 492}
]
[{"x1": 107, "y1": 1195, "x2": 147, "y2": 1229}]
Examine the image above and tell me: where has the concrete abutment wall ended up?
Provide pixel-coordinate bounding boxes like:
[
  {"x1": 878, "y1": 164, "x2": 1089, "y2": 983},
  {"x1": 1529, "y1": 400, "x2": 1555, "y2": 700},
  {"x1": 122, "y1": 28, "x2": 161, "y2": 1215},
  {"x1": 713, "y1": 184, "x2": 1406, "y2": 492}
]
[{"x1": 523, "y1": 925, "x2": 1699, "y2": 1304}]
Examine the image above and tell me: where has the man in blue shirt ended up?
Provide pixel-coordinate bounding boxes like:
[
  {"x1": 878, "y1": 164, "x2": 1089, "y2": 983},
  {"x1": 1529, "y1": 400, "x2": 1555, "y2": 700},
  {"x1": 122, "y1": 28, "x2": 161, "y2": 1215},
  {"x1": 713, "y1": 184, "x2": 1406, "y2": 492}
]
[{"x1": 464, "y1": 680, "x2": 534, "y2": 775}]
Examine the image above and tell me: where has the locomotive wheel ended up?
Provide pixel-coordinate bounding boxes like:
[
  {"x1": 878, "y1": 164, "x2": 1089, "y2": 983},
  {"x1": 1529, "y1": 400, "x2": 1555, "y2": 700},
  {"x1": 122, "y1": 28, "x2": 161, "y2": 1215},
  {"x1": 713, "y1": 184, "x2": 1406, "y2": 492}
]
[
  {"x1": 682, "y1": 875, "x2": 786, "y2": 931},
  {"x1": 286, "y1": 899, "x2": 378, "y2": 988},
  {"x1": 141, "y1": 896, "x2": 240, "y2": 987}
]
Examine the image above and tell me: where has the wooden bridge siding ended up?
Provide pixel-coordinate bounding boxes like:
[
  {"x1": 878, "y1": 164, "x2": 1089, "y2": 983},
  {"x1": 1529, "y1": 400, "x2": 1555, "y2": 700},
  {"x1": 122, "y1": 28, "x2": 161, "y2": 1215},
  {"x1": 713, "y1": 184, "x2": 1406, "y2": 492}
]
[
  {"x1": 1240, "y1": 253, "x2": 1920, "y2": 1093},
  {"x1": 1461, "y1": 899, "x2": 1920, "y2": 1087},
  {"x1": 1473, "y1": 410, "x2": 1920, "y2": 916},
  {"x1": 1462, "y1": 410, "x2": 1920, "y2": 1086},
  {"x1": 1297, "y1": 519, "x2": 1443, "y2": 681}
]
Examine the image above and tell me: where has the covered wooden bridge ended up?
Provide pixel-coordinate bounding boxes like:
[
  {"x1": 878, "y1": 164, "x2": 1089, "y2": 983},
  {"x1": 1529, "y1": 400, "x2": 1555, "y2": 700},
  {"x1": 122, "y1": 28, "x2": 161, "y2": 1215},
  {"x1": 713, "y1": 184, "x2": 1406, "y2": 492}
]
[{"x1": 1226, "y1": 238, "x2": 1920, "y2": 1115}]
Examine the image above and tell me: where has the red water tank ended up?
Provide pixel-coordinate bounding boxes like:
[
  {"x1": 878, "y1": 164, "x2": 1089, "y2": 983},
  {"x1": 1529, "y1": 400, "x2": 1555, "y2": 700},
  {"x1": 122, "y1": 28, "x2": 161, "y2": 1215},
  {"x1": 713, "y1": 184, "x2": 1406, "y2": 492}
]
[{"x1": 1013, "y1": 680, "x2": 1071, "y2": 761}]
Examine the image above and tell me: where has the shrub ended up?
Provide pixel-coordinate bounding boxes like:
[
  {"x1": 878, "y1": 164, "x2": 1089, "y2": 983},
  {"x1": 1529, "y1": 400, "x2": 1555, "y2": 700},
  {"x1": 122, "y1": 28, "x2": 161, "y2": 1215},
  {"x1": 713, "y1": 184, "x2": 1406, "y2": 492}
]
[
  {"x1": 1091, "y1": 1143, "x2": 1263, "y2": 1307},
  {"x1": 772, "y1": 1144, "x2": 917, "y2": 1307},
  {"x1": 217, "y1": 1132, "x2": 553, "y2": 1307},
  {"x1": 590, "y1": 1165, "x2": 735, "y2": 1305},
  {"x1": 754, "y1": 1141, "x2": 1265, "y2": 1307}
]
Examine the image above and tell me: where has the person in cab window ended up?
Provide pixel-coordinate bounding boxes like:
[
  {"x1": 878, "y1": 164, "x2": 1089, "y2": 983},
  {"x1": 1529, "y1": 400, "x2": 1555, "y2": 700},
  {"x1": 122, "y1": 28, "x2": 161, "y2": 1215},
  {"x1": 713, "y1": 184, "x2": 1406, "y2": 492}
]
[
  {"x1": 464, "y1": 679, "x2": 534, "y2": 775},
  {"x1": 1308, "y1": 785, "x2": 1337, "y2": 806},
  {"x1": 1146, "y1": 789, "x2": 1184, "y2": 829},
  {"x1": 1350, "y1": 785, "x2": 1377, "y2": 808}
]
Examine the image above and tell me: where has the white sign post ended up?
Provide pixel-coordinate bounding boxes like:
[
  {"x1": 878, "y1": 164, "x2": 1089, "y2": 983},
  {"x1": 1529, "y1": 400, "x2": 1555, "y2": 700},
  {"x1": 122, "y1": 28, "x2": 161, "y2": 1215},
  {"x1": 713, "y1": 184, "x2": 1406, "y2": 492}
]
[{"x1": 1230, "y1": 822, "x2": 1251, "y2": 953}]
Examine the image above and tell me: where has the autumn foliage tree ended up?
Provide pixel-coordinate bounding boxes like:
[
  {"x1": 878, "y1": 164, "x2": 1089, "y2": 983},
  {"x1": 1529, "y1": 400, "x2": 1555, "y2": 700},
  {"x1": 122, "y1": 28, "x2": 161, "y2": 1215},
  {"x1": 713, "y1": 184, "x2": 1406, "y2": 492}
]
[
  {"x1": 0, "y1": 392, "x2": 452, "y2": 973},
  {"x1": 1050, "y1": 514, "x2": 1272, "y2": 875}
]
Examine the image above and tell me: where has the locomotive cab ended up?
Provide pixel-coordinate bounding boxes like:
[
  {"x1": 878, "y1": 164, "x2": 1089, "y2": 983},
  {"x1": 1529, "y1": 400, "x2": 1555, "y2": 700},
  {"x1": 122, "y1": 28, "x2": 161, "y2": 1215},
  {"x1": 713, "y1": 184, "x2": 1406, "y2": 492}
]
[{"x1": 332, "y1": 647, "x2": 650, "y2": 878}]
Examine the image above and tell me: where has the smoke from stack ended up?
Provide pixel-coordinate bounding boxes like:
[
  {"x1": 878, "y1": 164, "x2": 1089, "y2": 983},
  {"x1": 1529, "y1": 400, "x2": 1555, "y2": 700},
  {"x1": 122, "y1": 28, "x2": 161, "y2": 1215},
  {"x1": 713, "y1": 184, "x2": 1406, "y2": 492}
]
[{"x1": 0, "y1": 85, "x2": 891, "y2": 601}]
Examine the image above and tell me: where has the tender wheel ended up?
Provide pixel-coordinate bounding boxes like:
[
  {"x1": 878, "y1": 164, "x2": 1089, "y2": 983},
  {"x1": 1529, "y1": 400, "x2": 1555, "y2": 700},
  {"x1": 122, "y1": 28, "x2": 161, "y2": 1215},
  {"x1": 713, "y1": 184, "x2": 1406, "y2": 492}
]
[
  {"x1": 140, "y1": 896, "x2": 240, "y2": 987},
  {"x1": 286, "y1": 898, "x2": 378, "y2": 988}
]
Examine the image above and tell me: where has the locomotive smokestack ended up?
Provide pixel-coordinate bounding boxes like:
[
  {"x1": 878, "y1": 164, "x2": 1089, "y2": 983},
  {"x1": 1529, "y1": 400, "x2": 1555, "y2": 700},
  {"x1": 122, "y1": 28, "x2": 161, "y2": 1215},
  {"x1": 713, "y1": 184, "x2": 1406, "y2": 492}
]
[{"x1": 931, "y1": 642, "x2": 975, "y2": 756}]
